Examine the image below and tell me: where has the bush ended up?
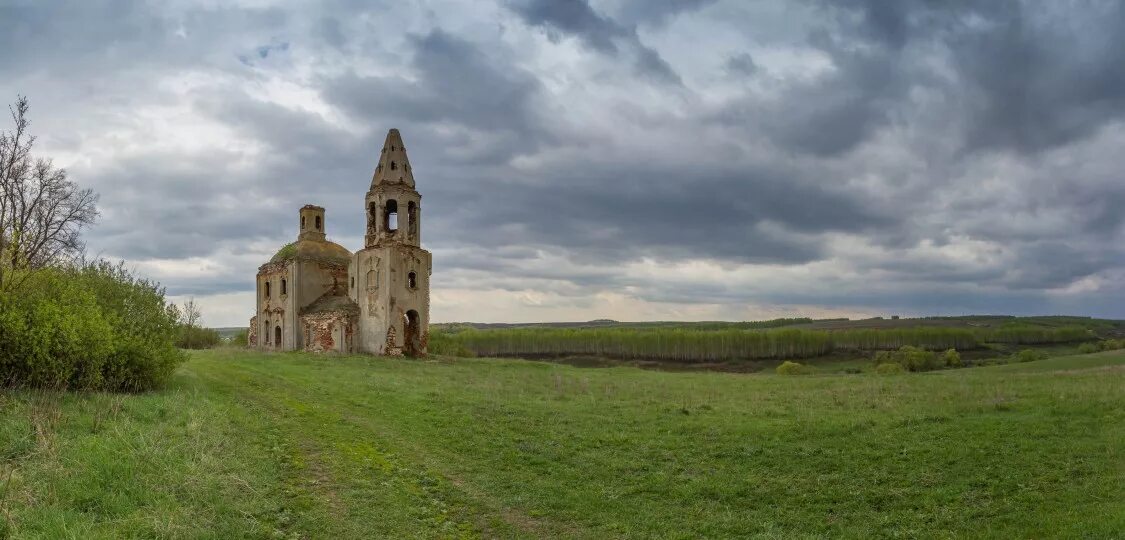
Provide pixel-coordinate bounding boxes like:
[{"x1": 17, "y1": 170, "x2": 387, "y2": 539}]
[
  {"x1": 0, "y1": 262, "x2": 185, "y2": 392},
  {"x1": 177, "y1": 325, "x2": 222, "y2": 349},
  {"x1": 1077, "y1": 342, "x2": 1100, "y2": 354},
  {"x1": 875, "y1": 362, "x2": 905, "y2": 374},
  {"x1": 898, "y1": 346, "x2": 940, "y2": 372},
  {"x1": 230, "y1": 328, "x2": 250, "y2": 347},
  {"x1": 871, "y1": 346, "x2": 941, "y2": 372},
  {"x1": 0, "y1": 269, "x2": 113, "y2": 389},
  {"x1": 1099, "y1": 339, "x2": 1123, "y2": 351},
  {"x1": 1013, "y1": 349, "x2": 1046, "y2": 363},
  {"x1": 776, "y1": 360, "x2": 813, "y2": 375},
  {"x1": 942, "y1": 349, "x2": 962, "y2": 367}
]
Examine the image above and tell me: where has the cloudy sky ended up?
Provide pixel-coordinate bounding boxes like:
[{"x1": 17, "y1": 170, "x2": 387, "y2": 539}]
[{"x1": 3, "y1": 0, "x2": 1125, "y2": 326}]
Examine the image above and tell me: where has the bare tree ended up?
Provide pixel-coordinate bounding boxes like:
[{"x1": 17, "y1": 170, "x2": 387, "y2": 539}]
[
  {"x1": 181, "y1": 297, "x2": 202, "y2": 328},
  {"x1": 181, "y1": 297, "x2": 202, "y2": 348},
  {"x1": 0, "y1": 96, "x2": 99, "y2": 291}
]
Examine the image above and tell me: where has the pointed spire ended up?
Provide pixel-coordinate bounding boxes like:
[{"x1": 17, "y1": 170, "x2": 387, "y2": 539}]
[{"x1": 370, "y1": 129, "x2": 415, "y2": 189}]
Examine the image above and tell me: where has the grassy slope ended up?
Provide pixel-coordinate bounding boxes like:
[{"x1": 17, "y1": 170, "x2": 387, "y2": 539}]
[{"x1": 2, "y1": 350, "x2": 1123, "y2": 538}]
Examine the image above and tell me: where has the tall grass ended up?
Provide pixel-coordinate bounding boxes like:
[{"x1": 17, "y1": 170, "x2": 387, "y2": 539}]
[{"x1": 432, "y1": 325, "x2": 1092, "y2": 362}]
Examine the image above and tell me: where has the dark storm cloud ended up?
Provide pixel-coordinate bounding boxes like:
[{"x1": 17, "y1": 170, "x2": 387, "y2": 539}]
[
  {"x1": 3, "y1": 0, "x2": 1124, "y2": 320},
  {"x1": 506, "y1": 0, "x2": 682, "y2": 84},
  {"x1": 724, "y1": 53, "x2": 757, "y2": 76},
  {"x1": 0, "y1": 0, "x2": 289, "y2": 75},
  {"x1": 817, "y1": 0, "x2": 1125, "y2": 154},
  {"x1": 506, "y1": 0, "x2": 624, "y2": 53},
  {"x1": 427, "y1": 160, "x2": 891, "y2": 266},
  {"x1": 952, "y1": 4, "x2": 1125, "y2": 154},
  {"x1": 323, "y1": 29, "x2": 550, "y2": 164},
  {"x1": 614, "y1": 0, "x2": 718, "y2": 28},
  {"x1": 756, "y1": 47, "x2": 907, "y2": 157}
]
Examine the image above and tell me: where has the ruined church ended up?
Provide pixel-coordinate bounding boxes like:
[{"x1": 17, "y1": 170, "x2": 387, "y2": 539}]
[{"x1": 248, "y1": 129, "x2": 431, "y2": 356}]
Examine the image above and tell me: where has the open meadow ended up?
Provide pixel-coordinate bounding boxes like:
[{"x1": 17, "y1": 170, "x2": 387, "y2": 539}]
[{"x1": 2, "y1": 348, "x2": 1123, "y2": 538}]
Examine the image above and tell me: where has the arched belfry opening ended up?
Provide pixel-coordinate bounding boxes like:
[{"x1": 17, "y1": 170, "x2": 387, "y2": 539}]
[{"x1": 385, "y1": 199, "x2": 398, "y2": 233}]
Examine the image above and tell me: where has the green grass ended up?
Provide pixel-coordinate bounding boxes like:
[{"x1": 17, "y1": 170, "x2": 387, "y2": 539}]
[{"x1": 2, "y1": 349, "x2": 1123, "y2": 538}]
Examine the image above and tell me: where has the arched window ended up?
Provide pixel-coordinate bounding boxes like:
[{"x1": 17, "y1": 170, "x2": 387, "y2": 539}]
[
  {"x1": 275, "y1": 326, "x2": 282, "y2": 347},
  {"x1": 281, "y1": 278, "x2": 287, "y2": 295},
  {"x1": 264, "y1": 323, "x2": 270, "y2": 344},
  {"x1": 301, "y1": 216, "x2": 305, "y2": 229},
  {"x1": 390, "y1": 161, "x2": 397, "y2": 171},
  {"x1": 408, "y1": 271, "x2": 417, "y2": 290},
  {"x1": 315, "y1": 215, "x2": 321, "y2": 230},
  {"x1": 385, "y1": 199, "x2": 398, "y2": 232},
  {"x1": 265, "y1": 281, "x2": 270, "y2": 298},
  {"x1": 350, "y1": 276, "x2": 355, "y2": 289}
]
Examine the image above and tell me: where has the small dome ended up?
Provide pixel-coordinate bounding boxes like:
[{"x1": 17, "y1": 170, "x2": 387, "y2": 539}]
[{"x1": 271, "y1": 238, "x2": 351, "y2": 265}]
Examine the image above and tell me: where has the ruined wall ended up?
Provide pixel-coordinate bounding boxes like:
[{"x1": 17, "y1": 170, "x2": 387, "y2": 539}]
[
  {"x1": 349, "y1": 242, "x2": 431, "y2": 356},
  {"x1": 296, "y1": 259, "x2": 348, "y2": 311},
  {"x1": 255, "y1": 254, "x2": 352, "y2": 352},
  {"x1": 255, "y1": 261, "x2": 293, "y2": 349},
  {"x1": 364, "y1": 185, "x2": 422, "y2": 249},
  {"x1": 301, "y1": 312, "x2": 355, "y2": 353}
]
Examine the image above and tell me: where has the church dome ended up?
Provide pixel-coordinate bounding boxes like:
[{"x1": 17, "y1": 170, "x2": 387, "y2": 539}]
[{"x1": 270, "y1": 238, "x2": 352, "y2": 266}]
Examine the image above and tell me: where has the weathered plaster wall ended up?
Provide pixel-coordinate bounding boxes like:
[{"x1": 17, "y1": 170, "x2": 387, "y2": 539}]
[
  {"x1": 255, "y1": 257, "x2": 349, "y2": 352},
  {"x1": 255, "y1": 261, "x2": 294, "y2": 349},
  {"x1": 349, "y1": 243, "x2": 431, "y2": 356}
]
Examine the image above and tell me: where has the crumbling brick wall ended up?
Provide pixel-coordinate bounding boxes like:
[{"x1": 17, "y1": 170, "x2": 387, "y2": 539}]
[
  {"x1": 248, "y1": 315, "x2": 258, "y2": 346},
  {"x1": 300, "y1": 312, "x2": 354, "y2": 353},
  {"x1": 384, "y1": 325, "x2": 402, "y2": 356}
]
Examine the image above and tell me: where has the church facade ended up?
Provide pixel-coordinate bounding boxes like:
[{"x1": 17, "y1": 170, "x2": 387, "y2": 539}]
[{"x1": 249, "y1": 129, "x2": 431, "y2": 356}]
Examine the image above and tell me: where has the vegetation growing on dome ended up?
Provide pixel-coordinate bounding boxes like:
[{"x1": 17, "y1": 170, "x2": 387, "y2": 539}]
[
  {"x1": 271, "y1": 242, "x2": 298, "y2": 263},
  {"x1": 268, "y1": 239, "x2": 351, "y2": 266}
]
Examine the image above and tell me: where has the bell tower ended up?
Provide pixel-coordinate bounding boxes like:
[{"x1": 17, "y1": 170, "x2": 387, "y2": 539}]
[
  {"x1": 365, "y1": 129, "x2": 422, "y2": 248},
  {"x1": 350, "y1": 129, "x2": 431, "y2": 356}
]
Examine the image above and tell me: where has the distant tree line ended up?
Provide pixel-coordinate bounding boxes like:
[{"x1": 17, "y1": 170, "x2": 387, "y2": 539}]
[{"x1": 429, "y1": 325, "x2": 1092, "y2": 363}]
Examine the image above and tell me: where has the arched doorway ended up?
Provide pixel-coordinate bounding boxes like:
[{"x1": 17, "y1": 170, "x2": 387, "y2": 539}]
[
  {"x1": 403, "y1": 310, "x2": 421, "y2": 356},
  {"x1": 274, "y1": 325, "x2": 282, "y2": 348}
]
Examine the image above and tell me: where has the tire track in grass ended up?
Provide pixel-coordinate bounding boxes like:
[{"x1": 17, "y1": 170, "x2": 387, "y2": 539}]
[
  {"x1": 190, "y1": 356, "x2": 523, "y2": 538},
  {"x1": 235, "y1": 356, "x2": 559, "y2": 537},
  {"x1": 228, "y1": 358, "x2": 542, "y2": 538}
]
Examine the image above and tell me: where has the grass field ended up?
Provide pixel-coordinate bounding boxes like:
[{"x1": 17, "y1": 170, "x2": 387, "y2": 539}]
[{"x1": 2, "y1": 349, "x2": 1123, "y2": 538}]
